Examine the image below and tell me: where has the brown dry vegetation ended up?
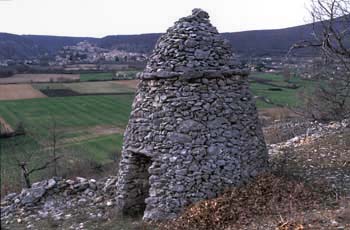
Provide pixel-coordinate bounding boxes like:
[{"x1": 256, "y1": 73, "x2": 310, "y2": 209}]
[
  {"x1": 258, "y1": 107, "x2": 300, "y2": 126},
  {"x1": 1, "y1": 129, "x2": 349, "y2": 230},
  {"x1": 57, "y1": 125, "x2": 124, "y2": 146},
  {"x1": 113, "y1": 79, "x2": 140, "y2": 89},
  {"x1": 155, "y1": 130, "x2": 350, "y2": 230},
  {"x1": 0, "y1": 84, "x2": 47, "y2": 100},
  {"x1": 271, "y1": 131, "x2": 350, "y2": 196},
  {"x1": 0, "y1": 74, "x2": 80, "y2": 84},
  {"x1": 157, "y1": 174, "x2": 330, "y2": 230},
  {"x1": 0, "y1": 116, "x2": 14, "y2": 135}
]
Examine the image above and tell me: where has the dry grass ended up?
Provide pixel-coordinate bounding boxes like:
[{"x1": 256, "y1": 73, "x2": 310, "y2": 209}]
[
  {"x1": 271, "y1": 130, "x2": 350, "y2": 196},
  {"x1": 67, "y1": 81, "x2": 135, "y2": 94},
  {"x1": 258, "y1": 107, "x2": 300, "y2": 126},
  {"x1": 157, "y1": 174, "x2": 332, "y2": 230},
  {"x1": 57, "y1": 125, "x2": 124, "y2": 146},
  {"x1": 113, "y1": 80, "x2": 140, "y2": 89},
  {"x1": 0, "y1": 74, "x2": 79, "y2": 84},
  {"x1": 263, "y1": 121, "x2": 309, "y2": 144},
  {"x1": 0, "y1": 116, "x2": 14, "y2": 135},
  {"x1": 1, "y1": 120, "x2": 348, "y2": 229},
  {"x1": 0, "y1": 84, "x2": 47, "y2": 100},
  {"x1": 156, "y1": 130, "x2": 350, "y2": 230}
]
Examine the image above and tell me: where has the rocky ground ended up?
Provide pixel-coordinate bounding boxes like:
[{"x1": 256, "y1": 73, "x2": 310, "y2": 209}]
[
  {"x1": 0, "y1": 176, "x2": 127, "y2": 229},
  {"x1": 1, "y1": 119, "x2": 349, "y2": 229},
  {"x1": 159, "y1": 119, "x2": 350, "y2": 230}
]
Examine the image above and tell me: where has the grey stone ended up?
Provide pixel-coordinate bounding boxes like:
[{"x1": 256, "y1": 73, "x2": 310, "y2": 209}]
[
  {"x1": 192, "y1": 8, "x2": 210, "y2": 19},
  {"x1": 178, "y1": 119, "x2": 205, "y2": 133},
  {"x1": 167, "y1": 132, "x2": 192, "y2": 143},
  {"x1": 194, "y1": 50, "x2": 210, "y2": 60},
  {"x1": 115, "y1": 8, "x2": 268, "y2": 221},
  {"x1": 45, "y1": 179, "x2": 56, "y2": 190},
  {"x1": 4, "y1": 193, "x2": 17, "y2": 201},
  {"x1": 208, "y1": 117, "x2": 230, "y2": 129},
  {"x1": 20, "y1": 187, "x2": 46, "y2": 205}
]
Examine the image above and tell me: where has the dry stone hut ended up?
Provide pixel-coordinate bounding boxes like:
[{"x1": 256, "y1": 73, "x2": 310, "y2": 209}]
[{"x1": 115, "y1": 8, "x2": 268, "y2": 220}]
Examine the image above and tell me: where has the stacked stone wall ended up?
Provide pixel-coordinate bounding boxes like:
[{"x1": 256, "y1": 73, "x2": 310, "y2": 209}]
[
  {"x1": 116, "y1": 75, "x2": 267, "y2": 219},
  {"x1": 116, "y1": 8, "x2": 268, "y2": 220}
]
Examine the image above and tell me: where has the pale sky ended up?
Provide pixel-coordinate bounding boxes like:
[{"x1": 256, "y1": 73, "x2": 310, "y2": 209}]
[{"x1": 0, "y1": 0, "x2": 311, "y2": 38}]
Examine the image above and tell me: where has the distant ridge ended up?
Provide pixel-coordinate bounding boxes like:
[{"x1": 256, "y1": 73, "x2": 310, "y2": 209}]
[
  {"x1": 97, "y1": 22, "x2": 317, "y2": 57},
  {"x1": 0, "y1": 19, "x2": 330, "y2": 60}
]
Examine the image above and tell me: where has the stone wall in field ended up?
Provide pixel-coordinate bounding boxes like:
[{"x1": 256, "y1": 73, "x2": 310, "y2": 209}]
[{"x1": 115, "y1": 8, "x2": 268, "y2": 220}]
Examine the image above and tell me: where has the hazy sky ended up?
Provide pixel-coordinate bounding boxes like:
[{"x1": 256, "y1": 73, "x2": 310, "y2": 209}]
[{"x1": 0, "y1": 0, "x2": 311, "y2": 38}]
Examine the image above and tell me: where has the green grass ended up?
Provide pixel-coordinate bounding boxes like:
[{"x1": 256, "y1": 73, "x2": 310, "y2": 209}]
[
  {"x1": 0, "y1": 73, "x2": 314, "y2": 195},
  {"x1": 249, "y1": 73, "x2": 314, "y2": 108},
  {"x1": 33, "y1": 81, "x2": 136, "y2": 94},
  {"x1": 63, "y1": 134, "x2": 124, "y2": 164},
  {"x1": 251, "y1": 73, "x2": 284, "y2": 82},
  {"x1": 79, "y1": 71, "x2": 138, "y2": 82},
  {"x1": 0, "y1": 95, "x2": 133, "y2": 194},
  {"x1": 0, "y1": 95, "x2": 133, "y2": 136},
  {"x1": 251, "y1": 83, "x2": 301, "y2": 108},
  {"x1": 80, "y1": 72, "x2": 115, "y2": 82}
]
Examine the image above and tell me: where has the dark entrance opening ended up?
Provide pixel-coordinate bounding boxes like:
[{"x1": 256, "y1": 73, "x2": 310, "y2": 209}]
[{"x1": 126, "y1": 152, "x2": 152, "y2": 216}]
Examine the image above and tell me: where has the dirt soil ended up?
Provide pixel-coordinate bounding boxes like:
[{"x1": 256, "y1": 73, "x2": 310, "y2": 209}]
[
  {"x1": 0, "y1": 74, "x2": 80, "y2": 84},
  {"x1": 40, "y1": 89, "x2": 81, "y2": 97},
  {"x1": 113, "y1": 80, "x2": 139, "y2": 89},
  {"x1": 258, "y1": 107, "x2": 300, "y2": 126},
  {"x1": 0, "y1": 84, "x2": 47, "y2": 100}
]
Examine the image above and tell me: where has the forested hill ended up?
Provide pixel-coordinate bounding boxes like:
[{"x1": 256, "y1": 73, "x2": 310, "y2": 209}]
[{"x1": 0, "y1": 21, "x2": 321, "y2": 60}]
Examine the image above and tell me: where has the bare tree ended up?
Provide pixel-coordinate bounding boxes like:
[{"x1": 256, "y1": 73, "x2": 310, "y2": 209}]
[
  {"x1": 50, "y1": 116, "x2": 59, "y2": 176},
  {"x1": 15, "y1": 156, "x2": 60, "y2": 188},
  {"x1": 291, "y1": 0, "x2": 350, "y2": 121},
  {"x1": 8, "y1": 119, "x2": 62, "y2": 188}
]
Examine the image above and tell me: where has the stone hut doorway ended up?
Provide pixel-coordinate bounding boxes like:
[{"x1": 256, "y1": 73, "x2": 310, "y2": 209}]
[{"x1": 124, "y1": 151, "x2": 152, "y2": 216}]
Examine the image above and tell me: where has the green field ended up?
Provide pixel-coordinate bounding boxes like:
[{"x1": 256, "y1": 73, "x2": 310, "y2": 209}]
[
  {"x1": 33, "y1": 81, "x2": 135, "y2": 94},
  {"x1": 0, "y1": 72, "x2": 313, "y2": 195},
  {"x1": 80, "y1": 71, "x2": 138, "y2": 82},
  {"x1": 79, "y1": 72, "x2": 115, "y2": 81},
  {"x1": 0, "y1": 95, "x2": 133, "y2": 193},
  {"x1": 249, "y1": 73, "x2": 313, "y2": 108},
  {"x1": 0, "y1": 95, "x2": 133, "y2": 134}
]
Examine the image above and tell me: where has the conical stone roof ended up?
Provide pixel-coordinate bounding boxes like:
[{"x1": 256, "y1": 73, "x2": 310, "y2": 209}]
[
  {"x1": 116, "y1": 9, "x2": 268, "y2": 221},
  {"x1": 138, "y1": 9, "x2": 247, "y2": 80}
]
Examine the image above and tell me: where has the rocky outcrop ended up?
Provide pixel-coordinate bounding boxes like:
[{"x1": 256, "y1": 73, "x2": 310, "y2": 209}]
[
  {"x1": 268, "y1": 119, "x2": 350, "y2": 155},
  {"x1": 116, "y1": 9, "x2": 268, "y2": 220},
  {"x1": 1, "y1": 176, "x2": 118, "y2": 228}
]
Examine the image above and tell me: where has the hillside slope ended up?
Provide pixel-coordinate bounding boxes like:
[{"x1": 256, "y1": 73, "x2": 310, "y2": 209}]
[{"x1": 0, "y1": 18, "x2": 338, "y2": 60}]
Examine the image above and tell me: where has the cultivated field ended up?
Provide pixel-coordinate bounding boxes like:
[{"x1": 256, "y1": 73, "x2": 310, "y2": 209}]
[
  {"x1": 0, "y1": 72, "x2": 313, "y2": 195},
  {"x1": 0, "y1": 74, "x2": 80, "y2": 84},
  {"x1": 79, "y1": 70, "x2": 138, "y2": 82},
  {"x1": 33, "y1": 81, "x2": 136, "y2": 94},
  {"x1": 114, "y1": 79, "x2": 139, "y2": 89},
  {"x1": 0, "y1": 84, "x2": 47, "y2": 100},
  {"x1": 250, "y1": 73, "x2": 313, "y2": 108},
  {"x1": 0, "y1": 95, "x2": 133, "y2": 194}
]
